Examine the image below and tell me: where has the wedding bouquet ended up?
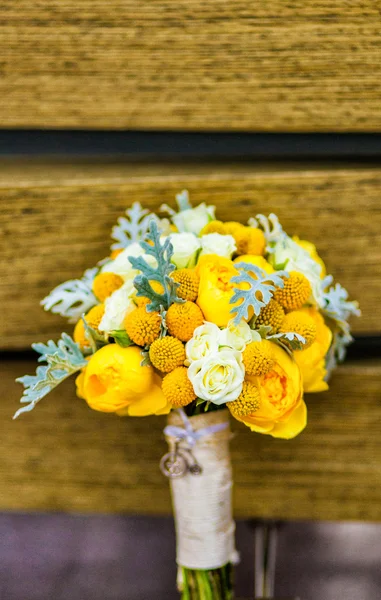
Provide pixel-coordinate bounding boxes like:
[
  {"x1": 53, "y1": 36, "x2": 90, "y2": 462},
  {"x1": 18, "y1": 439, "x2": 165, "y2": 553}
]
[{"x1": 15, "y1": 191, "x2": 359, "y2": 599}]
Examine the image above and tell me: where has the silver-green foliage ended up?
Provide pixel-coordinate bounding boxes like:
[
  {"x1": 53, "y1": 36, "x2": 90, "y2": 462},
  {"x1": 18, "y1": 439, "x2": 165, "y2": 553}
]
[
  {"x1": 322, "y1": 283, "x2": 360, "y2": 370},
  {"x1": 128, "y1": 220, "x2": 183, "y2": 312},
  {"x1": 175, "y1": 189, "x2": 192, "y2": 211},
  {"x1": 14, "y1": 334, "x2": 87, "y2": 419},
  {"x1": 248, "y1": 213, "x2": 284, "y2": 252},
  {"x1": 111, "y1": 202, "x2": 157, "y2": 250},
  {"x1": 160, "y1": 189, "x2": 192, "y2": 218},
  {"x1": 41, "y1": 268, "x2": 98, "y2": 323},
  {"x1": 230, "y1": 263, "x2": 288, "y2": 325}
]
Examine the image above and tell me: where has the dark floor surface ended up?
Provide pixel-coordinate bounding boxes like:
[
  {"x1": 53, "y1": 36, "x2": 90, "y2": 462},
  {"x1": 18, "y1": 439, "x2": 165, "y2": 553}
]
[{"x1": 0, "y1": 513, "x2": 380, "y2": 600}]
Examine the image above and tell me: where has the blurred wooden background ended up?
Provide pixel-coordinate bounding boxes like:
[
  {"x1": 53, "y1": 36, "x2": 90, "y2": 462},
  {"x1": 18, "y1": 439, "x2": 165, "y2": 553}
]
[{"x1": 1, "y1": 1, "x2": 381, "y2": 131}]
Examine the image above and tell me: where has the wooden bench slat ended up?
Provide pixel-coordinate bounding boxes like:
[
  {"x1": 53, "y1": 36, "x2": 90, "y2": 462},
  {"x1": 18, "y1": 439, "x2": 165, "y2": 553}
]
[
  {"x1": 2, "y1": 359, "x2": 380, "y2": 521},
  {"x1": 0, "y1": 160, "x2": 379, "y2": 348},
  {"x1": 0, "y1": 2, "x2": 381, "y2": 130}
]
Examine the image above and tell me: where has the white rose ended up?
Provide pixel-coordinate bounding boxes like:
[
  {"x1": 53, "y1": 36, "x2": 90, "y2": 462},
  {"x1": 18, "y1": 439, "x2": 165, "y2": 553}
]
[
  {"x1": 101, "y1": 242, "x2": 157, "y2": 281},
  {"x1": 200, "y1": 233, "x2": 237, "y2": 259},
  {"x1": 98, "y1": 280, "x2": 135, "y2": 333},
  {"x1": 173, "y1": 203, "x2": 216, "y2": 235},
  {"x1": 187, "y1": 350, "x2": 245, "y2": 405},
  {"x1": 219, "y1": 320, "x2": 255, "y2": 352},
  {"x1": 269, "y1": 236, "x2": 322, "y2": 305},
  {"x1": 167, "y1": 232, "x2": 201, "y2": 269},
  {"x1": 185, "y1": 322, "x2": 221, "y2": 364}
]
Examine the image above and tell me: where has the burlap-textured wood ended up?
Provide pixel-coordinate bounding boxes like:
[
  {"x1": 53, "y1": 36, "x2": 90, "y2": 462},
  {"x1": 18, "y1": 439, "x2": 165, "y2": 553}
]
[
  {"x1": 0, "y1": 160, "x2": 378, "y2": 348},
  {"x1": 0, "y1": 2, "x2": 381, "y2": 130}
]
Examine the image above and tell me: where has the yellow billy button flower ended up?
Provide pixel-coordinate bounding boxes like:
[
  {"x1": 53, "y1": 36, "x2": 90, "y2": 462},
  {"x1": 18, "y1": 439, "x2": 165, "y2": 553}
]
[
  {"x1": 242, "y1": 340, "x2": 275, "y2": 376},
  {"x1": 171, "y1": 268, "x2": 200, "y2": 301},
  {"x1": 162, "y1": 367, "x2": 197, "y2": 408},
  {"x1": 236, "y1": 343, "x2": 306, "y2": 439},
  {"x1": 124, "y1": 306, "x2": 162, "y2": 346},
  {"x1": 92, "y1": 272, "x2": 124, "y2": 302},
  {"x1": 255, "y1": 299, "x2": 285, "y2": 333},
  {"x1": 149, "y1": 336, "x2": 186, "y2": 373},
  {"x1": 76, "y1": 345, "x2": 170, "y2": 416},
  {"x1": 274, "y1": 271, "x2": 312, "y2": 311},
  {"x1": 73, "y1": 304, "x2": 105, "y2": 350},
  {"x1": 200, "y1": 220, "x2": 226, "y2": 236},
  {"x1": 280, "y1": 310, "x2": 317, "y2": 349},
  {"x1": 224, "y1": 222, "x2": 265, "y2": 256},
  {"x1": 227, "y1": 381, "x2": 261, "y2": 419},
  {"x1": 166, "y1": 301, "x2": 204, "y2": 342},
  {"x1": 225, "y1": 222, "x2": 250, "y2": 255},
  {"x1": 110, "y1": 248, "x2": 123, "y2": 259},
  {"x1": 293, "y1": 308, "x2": 333, "y2": 393},
  {"x1": 245, "y1": 228, "x2": 266, "y2": 256}
]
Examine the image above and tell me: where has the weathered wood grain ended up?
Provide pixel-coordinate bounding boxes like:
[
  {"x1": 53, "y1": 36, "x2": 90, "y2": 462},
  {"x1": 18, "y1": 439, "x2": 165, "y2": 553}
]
[
  {"x1": 2, "y1": 359, "x2": 381, "y2": 521},
  {"x1": 0, "y1": 159, "x2": 378, "y2": 348},
  {"x1": 0, "y1": 2, "x2": 381, "y2": 131}
]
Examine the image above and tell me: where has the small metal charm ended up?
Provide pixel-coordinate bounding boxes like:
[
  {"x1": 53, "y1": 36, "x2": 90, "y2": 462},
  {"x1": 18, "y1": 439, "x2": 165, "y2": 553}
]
[
  {"x1": 185, "y1": 449, "x2": 203, "y2": 475},
  {"x1": 188, "y1": 462, "x2": 202, "y2": 476},
  {"x1": 160, "y1": 451, "x2": 188, "y2": 479}
]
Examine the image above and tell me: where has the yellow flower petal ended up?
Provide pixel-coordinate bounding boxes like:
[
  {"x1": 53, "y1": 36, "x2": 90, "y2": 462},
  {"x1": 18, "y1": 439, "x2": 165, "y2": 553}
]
[
  {"x1": 270, "y1": 399, "x2": 307, "y2": 439},
  {"x1": 117, "y1": 376, "x2": 169, "y2": 417}
]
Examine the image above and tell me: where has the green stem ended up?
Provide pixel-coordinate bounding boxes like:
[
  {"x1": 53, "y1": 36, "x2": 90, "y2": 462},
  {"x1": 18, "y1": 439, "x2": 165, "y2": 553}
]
[{"x1": 181, "y1": 565, "x2": 234, "y2": 600}]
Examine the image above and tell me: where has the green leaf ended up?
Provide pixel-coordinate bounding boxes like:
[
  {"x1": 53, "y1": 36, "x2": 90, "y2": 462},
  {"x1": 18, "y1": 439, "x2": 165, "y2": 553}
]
[
  {"x1": 256, "y1": 324, "x2": 273, "y2": 338},
  {"x1": 14, "y1": 334, "x2": 87, "y2": 419},
  {"x1": 111, "y1": 202, "x2": 158, "y2": 250},
  {"x1": 110, "y1": 330, "x2": 134, "y2": 348},
  {"x1": 82, "y1": 316, "x2": 107, "y2": 353},
  {"x1": 140, "y1": 349, "x2": 152, "y2": 367},
  {"x1": 129, "y1": 220, "x2": 184, "y2": 312},
  {"x1": 268, "y1": 331, "x2": 307, "y2": 351},
  {"x1": 230, "y1": 263, "x2": 288, "y2": 325}
]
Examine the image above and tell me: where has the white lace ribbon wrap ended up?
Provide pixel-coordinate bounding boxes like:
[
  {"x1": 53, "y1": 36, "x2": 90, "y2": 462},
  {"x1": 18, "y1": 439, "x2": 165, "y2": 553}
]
[{"x1": 164, "y1": 409, "x2": 237, "y2": 570}]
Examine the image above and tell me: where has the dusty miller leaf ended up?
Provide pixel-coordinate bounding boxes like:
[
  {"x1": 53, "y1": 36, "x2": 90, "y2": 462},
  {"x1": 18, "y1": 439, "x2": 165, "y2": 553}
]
[
  {"x1": 322, "y1": 283, "x2": 360, "y2": 371},
  {"x1": 176, "y1": 189, "x2": 192, "y2": 211},
  {"x1": 111, "y1": 202, "x2": 158, "y2": 250},
  {"x1": 41, "y1": 268, "x2": 98, "y2": 323},
  {"x1": 230, "y1": 263, "x2": 288, "y2": 325},
  {"x1": 129, "y1": 220, "x2": 183, "y2": 312},
  {"x1": 321, "y1": 283, "x2": 360, "y2": 367},
  {"x1": 322, "y1": 283, "x2": 360, "y2": 326},
  {"x1": 248, "y1": 213, "x2": 285, "y2": 252},
  {"x1": 14, "y1": 334, "x2": 87, "y2": 419}
]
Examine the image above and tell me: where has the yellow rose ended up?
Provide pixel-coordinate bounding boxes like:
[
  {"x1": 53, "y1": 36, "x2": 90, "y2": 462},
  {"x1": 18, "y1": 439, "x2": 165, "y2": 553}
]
[
  {"x1": 76, "y1": 344, "x2": 170, "y2": 416},
  {"x1": 234, "y1": 343, "x2": 306, "y2": 439},
  {"x1": 196, "y1": 254, "x2": 242, "y2": 327},
  {"x1": 294, "y1": 308, "x2": 332, "y2": 393},
  {"x1": 234, "y1": 254, "x2": 274, "y2": 274},
  {"x1": 293, "y1": 236, "x2": 326, "y2": 278}
]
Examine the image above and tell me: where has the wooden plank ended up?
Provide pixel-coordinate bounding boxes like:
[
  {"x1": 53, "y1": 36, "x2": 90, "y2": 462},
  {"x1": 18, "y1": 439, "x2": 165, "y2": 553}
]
[
  {"x1": 0, "y1": 159, "x2": 379, "y2": 349},
  {"x1": 0, "y1": 2, "x2": 381, "y2": 131},
  {"x1": 2, "y1": 359, "x2": 381, "y2": 521}
]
